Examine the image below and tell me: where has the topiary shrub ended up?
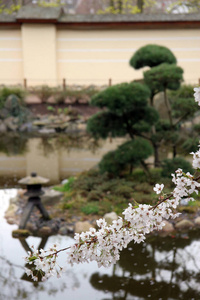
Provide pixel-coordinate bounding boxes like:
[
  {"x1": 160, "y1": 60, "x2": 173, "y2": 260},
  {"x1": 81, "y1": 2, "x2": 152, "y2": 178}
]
[
  {"x1": 129, "y1": 44, "x2": 177, "y2": 69},
  {"x1": 144, "y1": 63, "x2": 183, "y2": 93},
  {"x1": 99, "y1": 138, "x2": 153, "y2": 175},
  {"x1": 161, "y1": 157, "x2": 194, "y2": 178},
  {"x1": 99, "y1": 150, "x2": 125, "y2": 175}
]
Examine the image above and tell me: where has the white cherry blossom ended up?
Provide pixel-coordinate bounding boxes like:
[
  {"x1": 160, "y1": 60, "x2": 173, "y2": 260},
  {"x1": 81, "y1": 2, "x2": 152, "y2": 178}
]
[
  {"x1": 24, "y1": 86, "x2": 200, "y2": 282},
  {"x1": 153, "y1": 183, "x2": 164, "y2": 194},
  {"x1": 194, "y1": 87, "x2": 200, "y2": 104}
]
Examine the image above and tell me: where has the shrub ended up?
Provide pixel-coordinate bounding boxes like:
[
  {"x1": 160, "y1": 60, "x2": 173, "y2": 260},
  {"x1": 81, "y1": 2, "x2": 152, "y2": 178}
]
[
  {"x1": 81, "y1": 202, "x2": 100, "y2": 215},
  {"x1": 53, "y1": 177, "x2": 75, "y2": 192},
  {"x1": 0, "y1": 87, "x2": 25, "y2": 109},
  {"x1": 99, "y1": 138, "x2": 153, "y2": 175},
  {"x1": 99, "y1": 150, "x2": 125, "y2": 175},
  {"x1": 182, "y1": 138, "x2": 199, "y2": 153},
  {"x1": 87, "y1": 190, "x2": 102, "y2": 201},
  {"x1": 161, "y1": 157, "x2": 194, "y2": 178},
  {"x1": 129, "y1": 44, "x2": 177, "y2": 69},
  {"x1": 31, "y1": 85, "x2": 59, "y2": 103}
]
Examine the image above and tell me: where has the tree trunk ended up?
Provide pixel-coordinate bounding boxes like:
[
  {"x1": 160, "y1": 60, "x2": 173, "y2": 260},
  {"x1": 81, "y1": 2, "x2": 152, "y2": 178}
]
[
  {"x1": 153, "y1": 142, "x2": 160, "y2": 167},
  {"x1": 140, "y1": 160, "x2": 150, "y2": 177},
  {"x1": 137, "y1": 0, "x2": 144, "y2": 12},
  {"x1": 163, "y1": 88, "x2": 173, "y2": 127},
  {"x1": 173, "y1": 144, "x2": 177, "y2": 158}
]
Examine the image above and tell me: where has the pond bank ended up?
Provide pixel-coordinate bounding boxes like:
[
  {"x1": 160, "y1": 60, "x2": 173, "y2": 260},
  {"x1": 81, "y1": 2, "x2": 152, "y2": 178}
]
[{"x1": 4, "y1": 188, "x2": 200, "y2": 238}]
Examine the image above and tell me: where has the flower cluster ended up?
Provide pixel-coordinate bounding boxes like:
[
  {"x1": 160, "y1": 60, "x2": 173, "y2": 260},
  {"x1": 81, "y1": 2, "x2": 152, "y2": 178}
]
[
  {"x1": 194, "y1": 87, "x2": 200, "y2": 105},
  {"x1": 191, "y1": 147, "x2": 200, "y2": 170},
  {"x1": 24, "y1": 87, "x2": 200, "y2": 281},
  {"x1": 24, "y1": 243, "x2": 64, "y2": 281}
]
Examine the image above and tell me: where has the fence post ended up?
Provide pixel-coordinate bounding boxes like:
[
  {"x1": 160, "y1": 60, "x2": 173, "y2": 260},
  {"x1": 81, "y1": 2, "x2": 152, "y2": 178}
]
[
  {"x1": 108, "y1": 78, "x2": 112, "y2": 86},
  {"x1": 24, "y1": 78, "x2": 27, "y2": 89},
  {"x1": 63, "y1": 78, "x2": 66, "y2": 90}
]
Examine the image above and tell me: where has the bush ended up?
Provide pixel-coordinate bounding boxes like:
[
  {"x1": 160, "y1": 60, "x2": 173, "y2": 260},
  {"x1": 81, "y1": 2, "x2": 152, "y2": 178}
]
[
  {"x1": 99, "y1": 150, "x2": 125, "y2": 175},
  {"x1": 31, "y1": 85, "x2": 59, "y2": 103},
  {"x1": 182, "y1": 138, "x2": 199, "y2": 153},
  {"x1": 129, "y1": 44, "x2": 177, "y2": 69},
  {"x1": 53, "y1": 177, "x2": 75, "y2": 192},
  {"x1": 81, "y1": 202, "x2": 100, "y2": 215},
  {"x1": 161, "y1": 157, "x2": 194, "y2": 178},
  {"x1": 87, "y1": 190, "x2": 102, "y2": 201},
  {"x1": 0, "y1": 87, "x2": 25, "y2": 109},
  {"x1": 99, "y1": 138, "x2": 153, "y2": 175}
]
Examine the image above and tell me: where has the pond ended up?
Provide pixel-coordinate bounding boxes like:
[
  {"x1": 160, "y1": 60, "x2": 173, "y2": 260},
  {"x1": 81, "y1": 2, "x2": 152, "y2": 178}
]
[
  {"x1": 0, "y1": 133, "x2": 127, "y2": 187},
  {"x1": 1, "y1": 190, "x2": 200, "y2": 300}
]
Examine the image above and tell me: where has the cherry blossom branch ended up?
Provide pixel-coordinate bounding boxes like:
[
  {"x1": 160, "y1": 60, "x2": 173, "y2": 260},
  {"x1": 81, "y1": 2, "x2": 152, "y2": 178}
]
[{"x1": 24, "y1": 86, "x2": 200, "y2": 282}]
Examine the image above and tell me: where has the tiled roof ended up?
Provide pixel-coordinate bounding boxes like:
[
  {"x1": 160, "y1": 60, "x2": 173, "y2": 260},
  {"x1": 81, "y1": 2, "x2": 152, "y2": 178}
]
[
  {"x1": 59, "y1": 13, "x2": 200, "y2": 23},
  {"x1": 0, "y1": 6, "x2": 199, "y2": 25},
  {"x1": 16, "y1": 6, "x2": 61, "y2": 21}
]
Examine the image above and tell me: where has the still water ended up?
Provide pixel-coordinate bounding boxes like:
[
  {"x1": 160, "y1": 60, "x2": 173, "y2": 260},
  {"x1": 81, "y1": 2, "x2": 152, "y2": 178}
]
[
  {"x1": 0, "y1": 133, "x2": 127, "y2": 186},
  {"x1": 1, "y1": 190, "x2": 200, "y2": 300}
]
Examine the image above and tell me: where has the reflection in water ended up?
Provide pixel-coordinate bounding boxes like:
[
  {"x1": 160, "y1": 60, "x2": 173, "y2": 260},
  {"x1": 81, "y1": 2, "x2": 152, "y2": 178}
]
[
  {"x1": 0, "y1": 133, "x2": 126, "y2": 186},
  {"x1": 0, "y1": 133, "x2": 28, "y2": 155},
  {"x1": 90, "y1": 233, "x2": 200, "y2": 299},
  {"x1": 1, "y1": 191, "x2": 200, "y2": 300}
]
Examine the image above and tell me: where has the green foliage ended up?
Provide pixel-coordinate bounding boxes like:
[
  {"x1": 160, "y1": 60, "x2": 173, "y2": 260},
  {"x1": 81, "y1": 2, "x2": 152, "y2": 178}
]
[
  {"x1": 150, "y1": 120, "x2": 179, "y2": 144},
  {"x1": 0, "y1": 133, "x2": 28, "y2": 155},
  {"x1": 38, "y1": 1, "x2": 63, "y2": 7},
  {"x1": 47, "y1": 105, "x2": 69, "y2": 115},
  {"x1": 115, "y1": 138, "x2": 153, "y2": 165},
  {"x1": 99, "y1": 138, "x2": 153, "y2": 175},
  {"x1": 169, "y1": 84, "x2": 199, "y2": 119},
  {"x1": 53, "y1": 177, "x2": 75, "y2": 192},
  {"x1": 182, "y1": 137, "x2": 199, "y2": 153},
  {"x1": 99, "y1": 150, "x2": 125, "y2": 175},
  {"x1": 32, "y1": 85, "x2": 56, "y2": 103},
  {"x1": 98, "y1": 0, "x2": 157, "y2": 14},
  {"x1": 128, "y1": 167, "x2": 163, "y2": 184},
  {"x1": 144, "y1": 63, "x2": 184, "y2": 95},
  {"x1": 0, "y1": 87, "x2": 25, "y2": 109},
  {"x1": 87, "y1": 82, "x2": 159, "y2": 140},
  {"x1": 169, "y1": 84, "x2": 196, "y2": 99},
  {"x1": 193, "y1": 124, "x2": 200, "y2": 133},
  {"x1": 87, "y1": 111, "x2": 127, "y2": 139},
  {"x1": 130, "y1": 44, "x2": 177, "y2": 69},
  {"x1": 90, "y1": 82, "x2": 150, "y2": 114},
  {"x1": 171, "y1": 97, "x2": 198, "y2": 119},
  {"x1": 161, "y1": 157, "x2": 194, "y2": 178},
  {"x1": 81, "y1": 202, "x2": 100, "y2": 215},
  {"x1": 87, "y1": 190, "x2": 103, "y2": 201}
]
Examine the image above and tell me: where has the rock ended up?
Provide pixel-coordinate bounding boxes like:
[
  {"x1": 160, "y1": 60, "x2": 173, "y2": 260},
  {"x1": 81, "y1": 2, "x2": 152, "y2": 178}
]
[
  {"x1": 161, "y1": 220, "x2": 174, "y2": 233},
  {"x1": 38, "y1": 226, "x2": 52, "y2": 236},
  {"x1": 5, "y1": 203, "x2": 18, "y2": 218},
  {"x1": 59, "y1": 226, "x2": 69, "y2": 235},
  {"x1": 38, "y1": 128, "x2": 55, "y2": 134},
  {"x1": 12, "y1": 229, "x2": 30, "y2": 238},
  {"x1": 26, "y1": 222, "x2": 38, "y2": 232},
  {"x1": 175, "y1": 219, "x2": 194, "y2": 230},
  {"x1": 74, "y1": 221, "x2": 93, "y2": 233},
  {"x1": 25, "y1": 94, "x2": 41, "y2": 104},
  {"x1": 103, "y1": 212, "x2": 118, "y2": 225},
  {"x1": 4, "y1": 116, "x2": 18, "y2": 131},
  {"x1": 0, "y1": 121, "x2": 7, "y2": 132},
  {"x1": 194, "y1": 216, "x2": 200, "y2": 225},
  {"x1": 19, "y1": 122, "x2": 33, "y2": 132},
  {"x1": 41, "y1": 189, "x2": 63, "y2": 205},
  {"x1": 6, "y1": 217, "x2": 16, "y2": 225}
]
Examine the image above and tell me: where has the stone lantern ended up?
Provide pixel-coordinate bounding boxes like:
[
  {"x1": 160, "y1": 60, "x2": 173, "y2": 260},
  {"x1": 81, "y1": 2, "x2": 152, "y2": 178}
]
[{"x1": 18, "y1": 172, "x2": 50, "y2": 229}]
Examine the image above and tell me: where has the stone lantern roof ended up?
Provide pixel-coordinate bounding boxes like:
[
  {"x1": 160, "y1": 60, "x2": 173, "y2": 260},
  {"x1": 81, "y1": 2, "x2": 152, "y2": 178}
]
[{"x1": 18, "y1": 173, "x2": 49, "y2": 185}]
